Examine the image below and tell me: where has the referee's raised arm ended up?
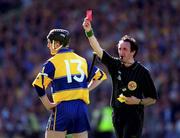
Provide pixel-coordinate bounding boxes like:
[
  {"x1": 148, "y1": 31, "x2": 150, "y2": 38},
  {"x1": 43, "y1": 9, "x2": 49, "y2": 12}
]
[{"x1": 82, "y1": 18, "x2": 103, "y2": 59}]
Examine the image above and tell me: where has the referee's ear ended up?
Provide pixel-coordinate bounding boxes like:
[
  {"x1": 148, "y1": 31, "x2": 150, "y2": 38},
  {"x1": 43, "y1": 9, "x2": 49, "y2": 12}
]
[{"x1": 131, "y1": 51, "x2": 136, "y2": 58}]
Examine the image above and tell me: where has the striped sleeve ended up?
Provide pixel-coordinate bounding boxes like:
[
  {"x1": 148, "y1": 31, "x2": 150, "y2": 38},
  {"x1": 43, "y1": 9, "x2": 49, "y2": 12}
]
[
  {"x1": 88, "y1": 65, "x2": 107, "y2": 81},
  {"x1": 32, "y1": 61, "x2": 55, "y2": 89}
]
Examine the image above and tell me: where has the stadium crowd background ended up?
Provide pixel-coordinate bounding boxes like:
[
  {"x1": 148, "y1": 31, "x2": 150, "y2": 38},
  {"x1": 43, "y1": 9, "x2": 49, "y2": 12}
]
[{"x1": 0, "y1": 0, "x2": 179, "y2": 138}]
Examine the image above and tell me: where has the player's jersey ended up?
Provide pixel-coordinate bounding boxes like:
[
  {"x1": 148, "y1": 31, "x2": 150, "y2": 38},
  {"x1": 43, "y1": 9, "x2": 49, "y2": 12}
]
[{"x1": 32, "y1": 48, "x2": 106, "y2": 104}]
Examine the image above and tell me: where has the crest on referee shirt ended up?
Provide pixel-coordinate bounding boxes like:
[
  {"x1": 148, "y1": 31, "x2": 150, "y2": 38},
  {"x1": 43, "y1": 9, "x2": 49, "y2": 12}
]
[{"x1": 128, "y1": 81, "x2": 137, "y2": 91}]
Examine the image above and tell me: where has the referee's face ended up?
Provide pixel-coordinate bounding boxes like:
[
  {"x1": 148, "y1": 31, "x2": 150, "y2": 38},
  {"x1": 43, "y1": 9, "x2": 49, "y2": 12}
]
[{"x1": 118, "y1": 40, "x2": 134, "y2": 62}]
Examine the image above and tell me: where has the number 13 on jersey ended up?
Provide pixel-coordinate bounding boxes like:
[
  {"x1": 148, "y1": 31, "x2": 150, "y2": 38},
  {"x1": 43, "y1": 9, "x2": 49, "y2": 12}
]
[{"x1": 64, "y1": 59, "x2": 85, "y2": 83}]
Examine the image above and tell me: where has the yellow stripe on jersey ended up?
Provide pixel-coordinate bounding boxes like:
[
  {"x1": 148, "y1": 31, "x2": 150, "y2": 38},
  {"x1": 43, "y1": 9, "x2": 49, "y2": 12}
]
[{"x1": 52, "y1": 89, "x2": 89, "y2": 104}]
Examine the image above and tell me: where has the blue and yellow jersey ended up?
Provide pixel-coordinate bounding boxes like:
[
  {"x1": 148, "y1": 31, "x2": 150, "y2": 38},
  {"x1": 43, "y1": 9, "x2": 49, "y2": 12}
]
[{"x1": 32, "y1": 48, "x2": 106, "y2": 104}]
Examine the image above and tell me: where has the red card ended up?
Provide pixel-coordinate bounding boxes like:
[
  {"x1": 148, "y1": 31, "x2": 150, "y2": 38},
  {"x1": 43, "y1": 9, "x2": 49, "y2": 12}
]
[{"x1": 86, "y1": 10, "x2": 92, "y2": 21}]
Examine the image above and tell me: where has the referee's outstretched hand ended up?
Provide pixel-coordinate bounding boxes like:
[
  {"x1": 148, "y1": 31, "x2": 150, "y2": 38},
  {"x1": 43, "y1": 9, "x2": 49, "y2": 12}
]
[{"x1": 82, "y1": 18, "x2": 92, "y2": 32}]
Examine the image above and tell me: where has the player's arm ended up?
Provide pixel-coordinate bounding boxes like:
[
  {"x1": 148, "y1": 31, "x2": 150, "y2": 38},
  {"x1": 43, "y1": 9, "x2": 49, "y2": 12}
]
[
  {"x1": 32, "y1": 61, "x2": 57, "y2": 110},
  {"x1": 87, "y1": 66, "x2": 107, "y2": 91},
  {"x1": 40, "y1": 95, "x2": 57, "y2": 110},
  {"x1": 34, "y1": 85, "x2": 57, "y2": 110},
  {"x1": 83, "y1": 18, "x2": 103, "y2": 59},
  {"x1": 88, "y1": 80, "x2": 103, "y2": 91}
]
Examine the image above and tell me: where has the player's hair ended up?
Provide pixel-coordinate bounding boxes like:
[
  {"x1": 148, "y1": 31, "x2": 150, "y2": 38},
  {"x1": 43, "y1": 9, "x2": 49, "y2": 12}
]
[
  {"x1": 47, "y1": 29, "x2": 70, "y2": 47},
  {"x1": 121, "y1": 35, "x2": 138, "y2": 57}
]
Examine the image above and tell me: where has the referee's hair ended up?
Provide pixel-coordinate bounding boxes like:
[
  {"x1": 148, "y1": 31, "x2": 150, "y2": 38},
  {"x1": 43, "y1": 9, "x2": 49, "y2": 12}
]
[{"x1": 121, "y1": 35, "x2": 138, "y2": 57}]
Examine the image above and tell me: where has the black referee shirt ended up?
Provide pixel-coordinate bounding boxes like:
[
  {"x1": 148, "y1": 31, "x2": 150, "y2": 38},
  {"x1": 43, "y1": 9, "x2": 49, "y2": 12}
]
[{"x1": 101, "y1": 51, "x2": 158, "y2": 110}]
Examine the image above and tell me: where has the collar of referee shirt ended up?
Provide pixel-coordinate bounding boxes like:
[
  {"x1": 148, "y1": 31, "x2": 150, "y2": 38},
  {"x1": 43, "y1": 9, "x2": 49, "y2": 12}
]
[
  {"x1": 121, "y1": 61, "x2": 138, "y2": 70},
  {"x1": 57, "y1": 48, "x2": 73, "y2": 53}
]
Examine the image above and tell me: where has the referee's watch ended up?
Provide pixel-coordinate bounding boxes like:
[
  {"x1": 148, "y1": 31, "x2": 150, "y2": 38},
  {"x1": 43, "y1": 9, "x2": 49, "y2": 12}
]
[{"x1": 139, "y1": 99, "x2": 143, "y2": 105}]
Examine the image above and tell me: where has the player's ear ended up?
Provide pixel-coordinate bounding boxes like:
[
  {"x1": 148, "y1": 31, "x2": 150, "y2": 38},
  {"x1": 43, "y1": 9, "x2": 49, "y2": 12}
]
[
  {"x1": 55, "y1": 42, "x2": 63, "y2": 51},
  {"x1": 54, "y1": 41, "x2": 61, "y2": 48}
]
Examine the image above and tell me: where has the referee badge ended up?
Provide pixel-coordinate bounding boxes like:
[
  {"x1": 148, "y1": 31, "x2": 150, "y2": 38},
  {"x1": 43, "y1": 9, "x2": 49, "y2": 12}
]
[{"x1": 128, "y1": 81, "x2": 137, "y2": 91}]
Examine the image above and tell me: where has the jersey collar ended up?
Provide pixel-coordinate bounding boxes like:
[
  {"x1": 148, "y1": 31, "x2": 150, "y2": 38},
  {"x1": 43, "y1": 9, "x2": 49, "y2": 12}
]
[{"x1": 57, "y1": 48, "x2": 73, "y2": 53}]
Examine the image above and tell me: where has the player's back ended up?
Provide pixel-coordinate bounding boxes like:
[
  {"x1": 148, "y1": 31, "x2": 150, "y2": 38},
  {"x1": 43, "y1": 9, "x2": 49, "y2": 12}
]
[{"x1": 48, "y1": 48, "x2": 90, "y2": 104}]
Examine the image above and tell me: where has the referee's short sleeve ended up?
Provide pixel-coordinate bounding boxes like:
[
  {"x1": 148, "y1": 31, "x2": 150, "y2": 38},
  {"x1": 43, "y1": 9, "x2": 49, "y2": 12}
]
[
  {"x1": 142, "y1": 70, "x2": 158, "y2": 99},
  {"x1": 101, "y1": 50, "x2": 117, "y2": 73},
  {"x1": 101, "y1": 50, "x2": 112, "y2": 66}
]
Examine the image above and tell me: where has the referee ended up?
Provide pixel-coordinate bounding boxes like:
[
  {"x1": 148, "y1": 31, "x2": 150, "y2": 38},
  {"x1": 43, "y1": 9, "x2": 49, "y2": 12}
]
[{"x1": 83, "y1": 18, "x2": 158, "y2": 138}]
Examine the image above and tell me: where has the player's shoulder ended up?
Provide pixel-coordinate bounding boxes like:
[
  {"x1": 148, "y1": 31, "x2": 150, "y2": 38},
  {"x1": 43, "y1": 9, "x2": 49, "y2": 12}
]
[
  {"x1": 43, "y1": 57, "x2": 54, "y2": 67},
  {"x1": 46, "y1": 55, "x2": 56, "y2": 62},
  {"x1": 47, "y1": 54, "x2": 61, "y2": 64},
  {"x1": 42, "y1": 59, "x2": 55, "y2": 73},
  {"x1": 73, "y1": 52, "x2": 87, "y2": 62}
]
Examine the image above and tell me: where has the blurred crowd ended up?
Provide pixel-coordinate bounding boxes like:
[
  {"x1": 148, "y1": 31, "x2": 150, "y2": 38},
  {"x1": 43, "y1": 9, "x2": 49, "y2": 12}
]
[{"x1": 0, "y1": 0, "x2": 179, "y2": 138}]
